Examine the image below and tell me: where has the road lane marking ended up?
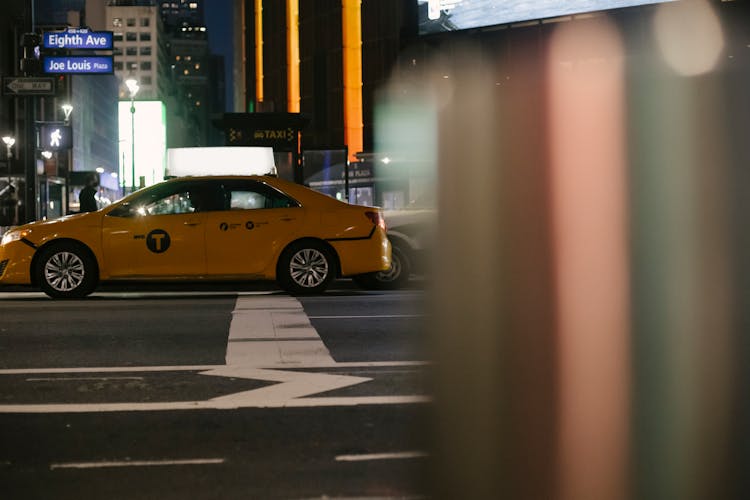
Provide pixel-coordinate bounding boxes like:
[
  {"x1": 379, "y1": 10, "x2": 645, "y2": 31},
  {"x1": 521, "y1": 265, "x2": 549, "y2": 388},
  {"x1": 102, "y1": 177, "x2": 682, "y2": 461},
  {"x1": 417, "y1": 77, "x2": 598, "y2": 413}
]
[
  {"x1": 26, "y1": 377, "x2": 145, "y2": 382},
  {"x1": 335, "y1": 451, "x2": 429, "y2": 462},
  {"x1": 0, "y1": 365, "x2": 221, "y2": 375},
  {"x1": 308, "y1": 315, "x2": 424, "y2": 319},
  {"x1": 0, "y1": 290, "x2": 278, "y2": 300},
  {"x1": 0, "y1": 361, "x2": 427, "y2": 376},
  {"x1": 0, "y1": 395, "x2": 431, "y2": 413},
  {"x1": 226, "y1": 295, "x2": 335, "y2": 366},
  {"x1": 50, "y1": 458, "x2": 225, "y2": 470}
]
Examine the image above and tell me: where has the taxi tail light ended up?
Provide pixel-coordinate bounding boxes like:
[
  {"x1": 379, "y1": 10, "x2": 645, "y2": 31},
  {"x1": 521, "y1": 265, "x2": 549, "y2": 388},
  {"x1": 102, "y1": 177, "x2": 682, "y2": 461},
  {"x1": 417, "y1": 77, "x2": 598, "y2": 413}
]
[{"x1": 365, "y1": 210, "x2": 387, "y2": 232}]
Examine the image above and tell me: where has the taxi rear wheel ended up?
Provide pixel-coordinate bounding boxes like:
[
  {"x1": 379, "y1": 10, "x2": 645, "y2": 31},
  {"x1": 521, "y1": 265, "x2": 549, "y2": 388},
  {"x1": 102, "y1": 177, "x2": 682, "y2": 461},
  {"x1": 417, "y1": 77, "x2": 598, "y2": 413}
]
[
  {"x1": 354, "y1": 245, "x2": 410, "y2": 290},
  {"x1": 37, "y1": 242, "x2": 98, "y2": 299},
  {"x1": 278, "y1": 241, "x2": 335, "y2": 295}
]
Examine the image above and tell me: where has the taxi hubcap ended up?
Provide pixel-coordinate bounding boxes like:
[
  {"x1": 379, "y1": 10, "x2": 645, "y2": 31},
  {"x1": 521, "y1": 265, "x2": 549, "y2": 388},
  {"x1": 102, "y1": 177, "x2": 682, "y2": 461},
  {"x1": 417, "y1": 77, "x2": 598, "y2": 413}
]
[
  {"x1": 45, "y1": 252, "x2": 85, "y2": 291},
  {"x1": 377, "y1": 254, "x2": 402, "y2": 282},
  {"x1": 289, "y1": 248, "x2": 328, "y2": 288}
]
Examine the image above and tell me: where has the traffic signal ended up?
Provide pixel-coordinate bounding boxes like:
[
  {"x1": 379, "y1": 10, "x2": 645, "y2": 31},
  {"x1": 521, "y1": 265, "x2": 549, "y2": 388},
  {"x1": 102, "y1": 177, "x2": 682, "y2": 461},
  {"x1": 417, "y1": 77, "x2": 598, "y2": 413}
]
[{"x1": 20, "y1": 32, "x2": 42, "y2": 76}]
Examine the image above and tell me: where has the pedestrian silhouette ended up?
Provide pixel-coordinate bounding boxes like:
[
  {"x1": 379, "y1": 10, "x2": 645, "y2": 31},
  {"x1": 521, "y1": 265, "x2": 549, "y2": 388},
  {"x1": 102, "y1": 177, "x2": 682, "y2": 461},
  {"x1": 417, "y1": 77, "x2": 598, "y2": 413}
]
[{"x1": 79, "y1": 174, "x2": 99, "y2": 212}]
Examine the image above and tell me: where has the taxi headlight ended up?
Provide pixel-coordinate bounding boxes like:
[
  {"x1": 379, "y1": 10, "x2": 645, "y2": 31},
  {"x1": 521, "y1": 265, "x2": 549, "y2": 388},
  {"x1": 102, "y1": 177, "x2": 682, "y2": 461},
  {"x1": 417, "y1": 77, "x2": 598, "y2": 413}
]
[{"x1": 1, "y1": 229, "x2": 31, "y2": 246}]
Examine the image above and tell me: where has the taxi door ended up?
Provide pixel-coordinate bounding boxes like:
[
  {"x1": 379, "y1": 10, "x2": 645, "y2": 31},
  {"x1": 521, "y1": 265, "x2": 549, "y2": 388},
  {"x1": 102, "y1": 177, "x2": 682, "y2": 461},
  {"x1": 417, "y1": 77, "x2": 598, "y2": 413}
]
[
  {"x1": 128, "y1": 213, "x2": 205, "y2": 277},
  {"x1": 204, "y1": 180, "x2": 304, "y2": 276},
  {"x1": 101, "y1": 183, "x2": 207, "y2": 278}
]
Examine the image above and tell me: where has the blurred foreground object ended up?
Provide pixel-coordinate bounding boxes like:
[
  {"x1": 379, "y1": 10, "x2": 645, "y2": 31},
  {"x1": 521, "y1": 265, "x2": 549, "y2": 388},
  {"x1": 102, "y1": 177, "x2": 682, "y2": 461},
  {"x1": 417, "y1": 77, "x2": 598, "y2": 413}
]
[{"x1": 412, "y1": 1, "x2": 750, "y2": 498}]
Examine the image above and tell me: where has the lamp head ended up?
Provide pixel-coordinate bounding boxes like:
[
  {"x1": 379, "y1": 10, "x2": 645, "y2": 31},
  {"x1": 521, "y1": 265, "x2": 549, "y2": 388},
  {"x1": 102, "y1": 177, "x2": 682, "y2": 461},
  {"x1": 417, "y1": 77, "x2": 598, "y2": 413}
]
[
  {"x1": 125, "y1": 78, "x2": 140, "y2": 98},
  {"x1": 61, "y1": 103, "x2": 73, "y2": 121},
  {"x1": 2, "y1": 136, "x2": 15, "y2": 148}
]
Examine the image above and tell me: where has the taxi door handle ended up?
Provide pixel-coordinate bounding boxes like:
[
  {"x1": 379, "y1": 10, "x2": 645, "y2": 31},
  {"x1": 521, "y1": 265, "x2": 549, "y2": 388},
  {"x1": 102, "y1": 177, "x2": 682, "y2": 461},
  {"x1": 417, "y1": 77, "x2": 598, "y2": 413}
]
[{"x1": 184, "y1": 220, "x2": 201, "y2": 226}]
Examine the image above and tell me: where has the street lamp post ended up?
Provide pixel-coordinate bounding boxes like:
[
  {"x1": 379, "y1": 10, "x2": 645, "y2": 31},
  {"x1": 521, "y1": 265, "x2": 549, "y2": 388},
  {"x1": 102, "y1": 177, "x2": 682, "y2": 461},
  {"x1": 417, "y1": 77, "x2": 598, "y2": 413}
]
[
  {"x1": 2, "y1": 136, "x2": 15, "y2": 187},
  {"x1": 61, "y1": 104, "x2": 73, "y2": 213},
  {"x1": 125, "y1": 78, "x2": 139, "y2": 193}
]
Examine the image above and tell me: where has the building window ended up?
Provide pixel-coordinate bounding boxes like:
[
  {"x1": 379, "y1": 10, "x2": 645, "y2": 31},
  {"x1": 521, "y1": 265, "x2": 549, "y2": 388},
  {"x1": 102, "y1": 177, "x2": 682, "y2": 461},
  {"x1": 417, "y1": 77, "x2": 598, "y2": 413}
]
[
  {"x1": 126, "y1": 18, "x2": 136, "y2": 27},
  {"x1": 140, "y1": 33, "x2": 151, "y2": 42},
  {"x1": 126, "y1": 32, "x2": 137, "y2": 42},
  {"x1": 140, "y1": 18, "x2": 150, "y2": 27},
  {"x1": 129, "y1": 62, "x2": 138, "y2": 70},
  {"x1": 114, "y1": 62, "x2": 123, "y2": 70},
  {"x1": 142, "y1": 76, "x2": 152, "y2": 85},
  {"x1": 183, "y1": 69, "x2": 189, "y2": 75},
  {"x1": 194, "y1": 63, "x2": 200, "y2": 70},
  {"x1": 126, "y1": 47, "x2": 137, "y2": 56},
  {"x1": 175, "y1": 55, "x2": 181, "y2": 61},
  {"x1": 113, "y1": 18, "x2": 123, "y2": 28},
  {"x1": 141, "y1": 62, "x2": 152, "y2": 70},
  {"x1": 113, "y1": 47, "x2": 122, "y2": 55},
  {"x1": 113, "y1": 33, "x2": 123, "y2": 42},
  {"x1": 140, "y1": 47, "x2": 152, "y2": 56}
]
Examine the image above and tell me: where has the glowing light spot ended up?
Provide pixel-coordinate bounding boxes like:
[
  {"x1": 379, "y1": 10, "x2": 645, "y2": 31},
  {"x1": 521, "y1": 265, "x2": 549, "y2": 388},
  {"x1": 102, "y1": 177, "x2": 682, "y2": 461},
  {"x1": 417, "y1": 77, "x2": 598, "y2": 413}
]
[{"x1": 654, "y1": 0, "x2": 724, "y2": 76}]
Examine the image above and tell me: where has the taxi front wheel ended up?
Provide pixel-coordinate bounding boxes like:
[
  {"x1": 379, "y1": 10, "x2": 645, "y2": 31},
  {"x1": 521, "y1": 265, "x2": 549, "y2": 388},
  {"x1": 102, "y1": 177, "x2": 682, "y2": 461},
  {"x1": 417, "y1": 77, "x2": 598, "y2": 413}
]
[
  {"x1": 278, "y1": 241, "x2": 335, "y2": 295},
  {"x1": 37, "y1": 242, "x2": 98, "y2": 299}
]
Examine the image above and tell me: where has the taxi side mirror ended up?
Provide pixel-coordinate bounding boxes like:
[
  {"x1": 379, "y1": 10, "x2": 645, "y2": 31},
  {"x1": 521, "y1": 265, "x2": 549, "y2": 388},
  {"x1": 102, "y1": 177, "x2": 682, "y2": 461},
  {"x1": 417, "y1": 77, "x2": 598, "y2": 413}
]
[{"x1": 107, "y1": 203, "x2": 136, "y2": 218}]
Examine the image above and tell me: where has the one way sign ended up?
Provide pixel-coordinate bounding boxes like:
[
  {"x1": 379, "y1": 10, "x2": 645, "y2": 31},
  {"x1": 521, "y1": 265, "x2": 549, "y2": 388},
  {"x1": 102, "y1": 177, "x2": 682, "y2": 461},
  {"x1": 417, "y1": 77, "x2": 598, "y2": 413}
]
[{"x1": 2, "y1": 77, "x2": 55, "y2": 96}]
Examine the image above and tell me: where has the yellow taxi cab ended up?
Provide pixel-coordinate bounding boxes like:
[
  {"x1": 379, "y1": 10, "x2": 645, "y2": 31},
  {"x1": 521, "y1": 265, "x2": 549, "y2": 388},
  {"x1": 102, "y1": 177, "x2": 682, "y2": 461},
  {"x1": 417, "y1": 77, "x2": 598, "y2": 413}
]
[{"x1": 0, "y1": 175, "x2": 391, "y2": 298}]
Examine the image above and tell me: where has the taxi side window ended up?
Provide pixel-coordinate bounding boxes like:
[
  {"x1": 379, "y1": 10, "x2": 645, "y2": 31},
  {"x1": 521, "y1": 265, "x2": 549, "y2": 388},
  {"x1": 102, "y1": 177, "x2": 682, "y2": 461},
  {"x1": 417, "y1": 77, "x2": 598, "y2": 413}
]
[
  {"x1": 226, "y1": 182, "x2": 299, "y2": 210},
  {"x1": 145, "y1": 191, "x2": 194, "y2": 215}
]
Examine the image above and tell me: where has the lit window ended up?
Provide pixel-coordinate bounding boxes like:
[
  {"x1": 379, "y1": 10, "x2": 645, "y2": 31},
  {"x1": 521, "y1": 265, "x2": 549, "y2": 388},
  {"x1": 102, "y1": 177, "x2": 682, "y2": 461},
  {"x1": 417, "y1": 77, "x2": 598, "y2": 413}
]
[
  {"x1": 194, "y1": 63, "x2": 200, "y2": 70},
  {"x1": 195, "y1": 101, "x2": 201, "y2": 107},
  {"x1": 175, "y1": 55, "x2": 181, "y2": 61},
  {"x1": 186, "y1": 56, "x2": 192, "y2": 61},
  {"x1": 183, "y1": 69, "x2": 189, "y2": 75},
  {"x1": 190, "y1": 3, "x2": 198, "y2": 9}
]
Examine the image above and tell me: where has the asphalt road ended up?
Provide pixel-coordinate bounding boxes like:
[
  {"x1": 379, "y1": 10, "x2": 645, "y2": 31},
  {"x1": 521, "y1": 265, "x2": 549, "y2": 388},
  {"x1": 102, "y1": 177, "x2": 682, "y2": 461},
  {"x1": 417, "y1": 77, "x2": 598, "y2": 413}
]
[{"x1": 0, "y1": 282, "x2": 432, "y2": 499}]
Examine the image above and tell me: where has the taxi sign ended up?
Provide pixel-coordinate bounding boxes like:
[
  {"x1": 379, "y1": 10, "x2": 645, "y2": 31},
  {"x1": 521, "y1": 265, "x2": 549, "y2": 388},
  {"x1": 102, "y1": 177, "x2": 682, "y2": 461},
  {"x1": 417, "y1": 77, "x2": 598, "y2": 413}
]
[{"x1": 43, "y1": 28, "x2": 113, "y2": 50}]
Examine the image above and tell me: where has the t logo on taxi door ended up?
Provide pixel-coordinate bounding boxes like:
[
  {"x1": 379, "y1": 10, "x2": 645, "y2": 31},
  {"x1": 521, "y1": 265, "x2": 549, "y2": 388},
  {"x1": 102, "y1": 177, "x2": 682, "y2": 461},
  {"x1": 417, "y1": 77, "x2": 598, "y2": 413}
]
[{"x1": 146, "y1": 229, "x2": 171, "y2": 253}]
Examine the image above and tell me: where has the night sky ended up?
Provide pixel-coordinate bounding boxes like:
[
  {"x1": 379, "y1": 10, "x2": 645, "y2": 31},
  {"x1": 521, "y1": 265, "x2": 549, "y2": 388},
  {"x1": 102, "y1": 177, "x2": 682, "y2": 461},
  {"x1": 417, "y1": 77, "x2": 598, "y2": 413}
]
[{"x1": 204, "y1": 0, "x2": 234, "y2": 111}]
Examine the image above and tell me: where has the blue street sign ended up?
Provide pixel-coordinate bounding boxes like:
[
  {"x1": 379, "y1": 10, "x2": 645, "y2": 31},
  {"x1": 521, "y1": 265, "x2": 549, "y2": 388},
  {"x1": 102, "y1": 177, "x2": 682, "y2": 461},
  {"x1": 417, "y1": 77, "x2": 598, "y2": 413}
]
[
  {"x1": 43, "y1": 29, "x2": 113, "y2": 50},
  {"x1": 43, "y1": 56, "x2": 114, "y2": 75}
]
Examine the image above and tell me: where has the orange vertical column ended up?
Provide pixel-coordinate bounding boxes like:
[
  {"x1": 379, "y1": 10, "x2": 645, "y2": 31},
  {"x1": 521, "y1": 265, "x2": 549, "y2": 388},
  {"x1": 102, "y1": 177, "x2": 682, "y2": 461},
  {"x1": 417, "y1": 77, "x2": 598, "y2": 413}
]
[
  {"x1": 342, "y1": 0, "x2": 363, "y2": 162},
  {"x1": 286, "y1": 0, "x2": 300, "y2": 113},
  {"x1": 255, "y1": 0, "x2": 264, "y2": 106}
]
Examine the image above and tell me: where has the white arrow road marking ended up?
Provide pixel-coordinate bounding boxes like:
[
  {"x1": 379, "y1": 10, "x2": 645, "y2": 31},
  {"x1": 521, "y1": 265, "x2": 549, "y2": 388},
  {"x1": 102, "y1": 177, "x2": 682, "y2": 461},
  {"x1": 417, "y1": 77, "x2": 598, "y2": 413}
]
[
  {"x1": 201, "y1": 366, "x2": 370, "y2": 408},
  {"x1": 0, "y1": 296, "x2": 430, "y2": 413}
]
